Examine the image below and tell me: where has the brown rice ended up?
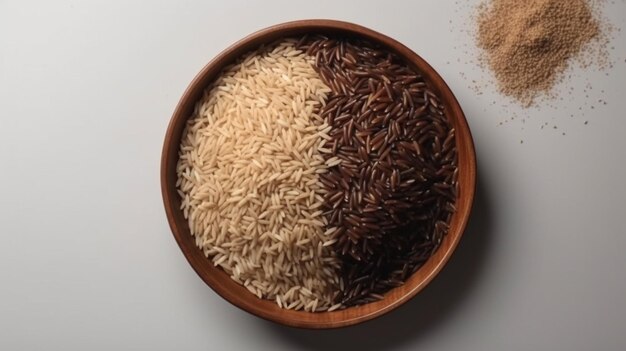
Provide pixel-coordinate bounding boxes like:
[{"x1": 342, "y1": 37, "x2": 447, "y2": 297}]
[{"x1": 176, "y1": 39, "x2": 341, "y2": 311}]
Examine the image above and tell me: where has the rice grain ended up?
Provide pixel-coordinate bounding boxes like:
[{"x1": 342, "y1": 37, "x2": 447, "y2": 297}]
[{"x1": 177, "y1": 40, "x2": 341, "y2": 311}]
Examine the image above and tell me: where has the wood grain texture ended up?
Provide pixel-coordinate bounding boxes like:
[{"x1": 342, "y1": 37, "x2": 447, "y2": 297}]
[{"x1": 161, "y1": 19, "x2": 476, "y2": 329}]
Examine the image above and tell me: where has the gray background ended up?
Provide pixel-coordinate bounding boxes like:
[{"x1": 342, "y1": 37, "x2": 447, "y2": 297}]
[{"x1": 1, "y1": 0, "x2": 625, "y2": 350}]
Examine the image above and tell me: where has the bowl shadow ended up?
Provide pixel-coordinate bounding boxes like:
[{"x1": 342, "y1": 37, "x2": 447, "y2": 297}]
[{"x1": 263, "y1": 171, "x2": 493, "y2": 349}]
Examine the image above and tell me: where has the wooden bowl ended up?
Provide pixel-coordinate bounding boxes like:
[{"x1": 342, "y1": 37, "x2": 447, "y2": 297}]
[{"x1": 161, "y1": 19, "x2": 476, "y2": 329}]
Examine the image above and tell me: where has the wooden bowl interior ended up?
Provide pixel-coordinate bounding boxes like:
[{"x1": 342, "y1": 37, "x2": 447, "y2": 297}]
[{"x1": 161, "y1": 20, "x2": 476, "y2": 329}]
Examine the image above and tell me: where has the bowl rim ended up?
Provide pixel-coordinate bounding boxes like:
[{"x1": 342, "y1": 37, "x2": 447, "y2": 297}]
[{"x1": 161, "y1": 19, "x2": 476, "y2": 329}]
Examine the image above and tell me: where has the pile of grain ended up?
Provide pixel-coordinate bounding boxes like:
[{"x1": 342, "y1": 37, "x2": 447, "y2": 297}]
[
  {"x1": 477, "y1": 0, "x2": 601, "y2": 105},
  {"x1": 177, "y1": 37, "x2": 458, "y2": 311},
  {"x1": 177, "y1": 40, "x2": 341, "y2": 312},
  {"x1": 299, "y1": 37, "x2": 458, "y2": 306}
]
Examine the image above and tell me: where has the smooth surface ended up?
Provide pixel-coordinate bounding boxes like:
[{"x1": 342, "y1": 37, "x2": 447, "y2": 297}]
[
  {"x1": 161, "y1": 19, "x2": 476, "y2": 329},
  {"x1": 1, "y1": 0, "x2": 625, "y2": 348}
]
